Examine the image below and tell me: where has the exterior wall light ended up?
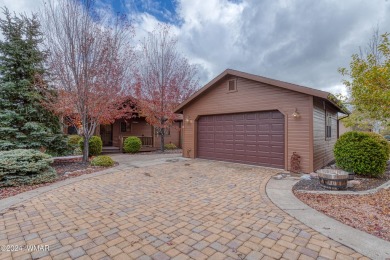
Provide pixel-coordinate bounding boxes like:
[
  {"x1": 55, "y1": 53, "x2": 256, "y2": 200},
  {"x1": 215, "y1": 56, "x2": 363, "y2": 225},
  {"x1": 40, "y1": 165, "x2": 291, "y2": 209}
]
[
  {"x1": 185, "y1": 116, "x2": 193, "y2": 124},
  {"x1": 292, "y1": 108, "x2": 300, "y2": 118}
]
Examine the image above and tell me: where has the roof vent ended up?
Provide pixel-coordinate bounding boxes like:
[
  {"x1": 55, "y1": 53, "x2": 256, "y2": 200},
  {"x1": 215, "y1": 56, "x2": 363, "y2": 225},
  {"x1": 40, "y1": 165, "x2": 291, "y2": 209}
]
[{"x1": 228, "y1": 79, "x2": 236, "y2": 92}]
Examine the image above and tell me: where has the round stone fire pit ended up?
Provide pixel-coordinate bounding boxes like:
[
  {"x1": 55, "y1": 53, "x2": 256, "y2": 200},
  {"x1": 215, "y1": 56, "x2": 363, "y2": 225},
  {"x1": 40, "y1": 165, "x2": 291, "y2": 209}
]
[{"x1": 316, "y1": 169, "x2": 349, "y2": 190}]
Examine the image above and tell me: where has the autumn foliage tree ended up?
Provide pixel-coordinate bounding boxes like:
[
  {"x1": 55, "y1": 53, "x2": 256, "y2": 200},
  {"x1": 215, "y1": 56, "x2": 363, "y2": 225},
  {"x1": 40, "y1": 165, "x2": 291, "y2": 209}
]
[
  {"x1": 135, "y1": 25, "x2": 199, "y2": 151},
  {"x1": 339, "y1": 30, "x2": 390, "y2": 128},
  {"x1": 41, "y1": 0, "x2": 135, "y2": 161}
]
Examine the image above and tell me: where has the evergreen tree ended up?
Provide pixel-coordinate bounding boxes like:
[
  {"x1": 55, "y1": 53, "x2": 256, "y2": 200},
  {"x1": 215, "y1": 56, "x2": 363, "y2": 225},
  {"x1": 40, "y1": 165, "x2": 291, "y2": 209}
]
[{"x1": 0, "y1": 8, "x2": 67, "y2": 155}]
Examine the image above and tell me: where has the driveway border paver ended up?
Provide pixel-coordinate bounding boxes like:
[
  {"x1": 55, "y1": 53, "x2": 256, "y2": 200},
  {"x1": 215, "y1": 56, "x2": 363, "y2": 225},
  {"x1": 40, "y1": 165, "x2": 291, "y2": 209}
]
[{"x1": 266, "y1": 177, "x2": 390, "y2": 260}]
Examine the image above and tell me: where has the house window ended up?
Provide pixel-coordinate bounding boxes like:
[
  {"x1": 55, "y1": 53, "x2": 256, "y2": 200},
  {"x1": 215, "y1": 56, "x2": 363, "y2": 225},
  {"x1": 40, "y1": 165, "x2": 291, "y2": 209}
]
[
  {"x1": 228, "y1": 79, "x2": 237, "y2": 92},
  {"x1": 121, "y1": 121, "x2": 130, "y2": 132},
  {"x1": 325, "y1": 111, "x2": 332, "y2": 139}
]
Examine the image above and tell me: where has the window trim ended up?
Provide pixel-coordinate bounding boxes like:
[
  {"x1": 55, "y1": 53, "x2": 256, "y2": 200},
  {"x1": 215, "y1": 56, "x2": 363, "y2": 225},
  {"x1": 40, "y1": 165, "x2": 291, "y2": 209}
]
[
  {"x1": 120, "y1": 121, "x2": 130, "y2": 132},
  {"x1": 325, "y1": 110, "x2": 332, "y2": 140}
]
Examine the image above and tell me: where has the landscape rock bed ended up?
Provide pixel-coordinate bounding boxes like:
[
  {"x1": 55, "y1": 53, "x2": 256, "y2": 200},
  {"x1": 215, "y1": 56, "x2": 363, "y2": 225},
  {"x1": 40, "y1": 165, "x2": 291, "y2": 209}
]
[{"x1": 293, "y1": 162, "x2": 390, "y2": 192}]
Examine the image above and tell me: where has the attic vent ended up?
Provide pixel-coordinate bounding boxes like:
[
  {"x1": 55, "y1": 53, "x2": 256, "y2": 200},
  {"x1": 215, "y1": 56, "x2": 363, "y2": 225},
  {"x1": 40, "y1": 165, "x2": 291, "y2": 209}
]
[{"x1": 228, "y1": 80, "x2": 236, "y2": 92}]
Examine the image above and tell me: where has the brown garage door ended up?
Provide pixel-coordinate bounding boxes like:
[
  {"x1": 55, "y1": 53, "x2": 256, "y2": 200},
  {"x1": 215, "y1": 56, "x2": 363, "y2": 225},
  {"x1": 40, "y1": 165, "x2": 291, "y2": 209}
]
[{"x1": 197, "y1": 110, "x2": 285, "y2": 168}]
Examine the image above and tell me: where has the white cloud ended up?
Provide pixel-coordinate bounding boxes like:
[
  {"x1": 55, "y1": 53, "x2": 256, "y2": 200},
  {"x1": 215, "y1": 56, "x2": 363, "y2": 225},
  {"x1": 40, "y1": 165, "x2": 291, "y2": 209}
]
[
  {"x1": 2, "y1": 0, "x2": 390, "y2": 96},
  {"x1": 172, "y1": 0, "x2": 390, "y2": 94},
  {"x1": 0, "y1": 0, "x2": 40, "y2": 13}
]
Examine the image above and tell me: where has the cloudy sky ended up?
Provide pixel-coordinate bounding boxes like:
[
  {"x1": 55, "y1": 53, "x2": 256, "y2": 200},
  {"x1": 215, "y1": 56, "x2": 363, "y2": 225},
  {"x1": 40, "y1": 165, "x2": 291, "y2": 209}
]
[{"x1": 1, "y1": 0, "x2": 389, "y2": 95}]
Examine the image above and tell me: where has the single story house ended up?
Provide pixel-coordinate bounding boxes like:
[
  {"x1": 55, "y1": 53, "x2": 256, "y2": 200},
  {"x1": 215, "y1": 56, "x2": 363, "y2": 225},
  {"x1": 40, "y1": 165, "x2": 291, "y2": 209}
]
[
  {"x1": 65, "y1": 116, "x2": 182, "y2": 151},
  {"x1": 174, "y1": 69, "x2": 349, "y2": 173}
]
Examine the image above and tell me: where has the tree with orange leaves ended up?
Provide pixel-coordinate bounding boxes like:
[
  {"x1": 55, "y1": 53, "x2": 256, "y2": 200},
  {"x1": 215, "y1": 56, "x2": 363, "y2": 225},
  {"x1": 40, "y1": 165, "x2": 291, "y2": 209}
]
[
  {"x1": 135, "y1": 25, "x2": 199, "y2": 152},
  {"x1": 41, "y1": 0, "x2": 135, "y2": 161}
]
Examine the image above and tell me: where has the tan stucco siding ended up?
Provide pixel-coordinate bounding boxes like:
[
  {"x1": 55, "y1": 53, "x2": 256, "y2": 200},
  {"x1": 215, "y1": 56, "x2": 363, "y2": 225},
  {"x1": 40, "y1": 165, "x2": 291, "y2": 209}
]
[
  {"x1": 313, "y1": 97, "x2": 338, "y2": 171},
  {"x1": 182, "y1": 76, "x2": 314, "y2": 173}
]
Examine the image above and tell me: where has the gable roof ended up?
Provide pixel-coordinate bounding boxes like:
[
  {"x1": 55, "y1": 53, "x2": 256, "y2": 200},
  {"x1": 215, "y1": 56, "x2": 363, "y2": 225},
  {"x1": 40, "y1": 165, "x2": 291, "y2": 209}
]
[{"x1": 174, "y1": 69, "x2": 349, "y2": 114}]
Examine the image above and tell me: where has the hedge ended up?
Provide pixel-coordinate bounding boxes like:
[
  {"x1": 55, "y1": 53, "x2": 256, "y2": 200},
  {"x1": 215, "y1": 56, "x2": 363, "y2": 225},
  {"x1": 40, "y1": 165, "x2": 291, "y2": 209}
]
[
  {"x1": 334, "y1": 131, "x2": 388, "y2": 177},
  {"x1": 0, "y1": 149, "x2": 57, "y2": 187}
]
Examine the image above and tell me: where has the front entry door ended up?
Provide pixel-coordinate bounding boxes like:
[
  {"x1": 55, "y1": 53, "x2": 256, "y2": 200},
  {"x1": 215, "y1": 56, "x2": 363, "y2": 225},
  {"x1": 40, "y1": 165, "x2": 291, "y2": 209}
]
[{"x1": 100, "y1": 124, "x2": 113, "y2": 146}]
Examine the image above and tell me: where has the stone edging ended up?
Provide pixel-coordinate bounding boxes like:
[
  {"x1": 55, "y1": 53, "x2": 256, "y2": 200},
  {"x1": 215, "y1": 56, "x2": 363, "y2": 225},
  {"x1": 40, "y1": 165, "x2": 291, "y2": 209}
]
[
  {"x1": 296, "y1": 178, "x2": 390, "y2": 195},
  {"x1": 266, "y1": 177, "x2": 390, "y2": 260}
]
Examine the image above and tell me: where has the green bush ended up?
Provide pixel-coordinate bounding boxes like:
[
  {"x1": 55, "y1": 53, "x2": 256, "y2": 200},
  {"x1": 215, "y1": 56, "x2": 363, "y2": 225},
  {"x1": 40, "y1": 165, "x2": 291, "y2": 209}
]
[
  {"x1": 366, "y1": 132, "x2": 390, "y2": 158},
  {"x1": 73, "y1": 147, "x2": 82, "y2": 155},
  {"x1": 164, "y1": 143, "x2": 177, "y2": 150},
  {"x1": 91, "y1": 155, "x2": 114, "y2": 167},
  {"x1": 79, "y1": 136, "x2": 102, "y2": 156},
  {"x1": 123, "y1": 136, "x2": 142, "y2": 153},
  {"x1": 0, "y1": 149, "x2": 57, "y2": 187},
  {"x1": 334, "y1": 131, "x2": 388, "y2": 177},
  {"x1": 68, "y1": 135, "x2": 82, "y2": 147}
]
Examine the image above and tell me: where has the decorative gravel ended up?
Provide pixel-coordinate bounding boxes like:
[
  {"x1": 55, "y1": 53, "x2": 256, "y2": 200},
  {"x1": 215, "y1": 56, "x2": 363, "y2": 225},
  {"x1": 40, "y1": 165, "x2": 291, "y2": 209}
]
[{"x1": 293, "y1": 162, "x2": 390, "y2": 192}]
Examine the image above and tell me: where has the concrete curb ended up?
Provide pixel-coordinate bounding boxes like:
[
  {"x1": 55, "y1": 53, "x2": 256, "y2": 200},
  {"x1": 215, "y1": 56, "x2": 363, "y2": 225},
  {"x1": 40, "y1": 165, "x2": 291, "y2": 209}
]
[{"x1": 266, "y1": 177, "x2": 390, "y2": 260}]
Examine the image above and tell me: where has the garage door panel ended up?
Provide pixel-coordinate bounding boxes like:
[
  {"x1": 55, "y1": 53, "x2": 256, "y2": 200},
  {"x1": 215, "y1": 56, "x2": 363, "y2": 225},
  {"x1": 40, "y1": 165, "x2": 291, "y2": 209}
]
[
  {"x1": 271, "y1": 135, "x2": 284, "y2": 142},
  {"x1": 197, "y1": 111, "x2": 285, "y2": 168},
  {"x1": 272, "y1": 111, "x2": 284, "y2": 119},
  {"x1": 272, "y1": 123, "x2": 284, "y2": 131},
  {"x1": 233, "y1": 114, "x2": 245, "y2": 120},
  {"x1": 245, "y1": 125, "x2": 257, "y2": 131}
]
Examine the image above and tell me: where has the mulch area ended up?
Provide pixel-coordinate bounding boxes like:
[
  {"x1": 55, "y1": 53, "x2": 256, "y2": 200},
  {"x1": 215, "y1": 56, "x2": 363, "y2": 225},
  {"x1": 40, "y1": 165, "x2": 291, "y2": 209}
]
[
  {"x1": 0, "y1": 162, "x2": 115, "y2": 200},
  {"x1": 295, "y1": 189, "x2": 390, "y2": 242},
  {"x1": 294, "y1": 162, "x2": 390, "y2": 242}
]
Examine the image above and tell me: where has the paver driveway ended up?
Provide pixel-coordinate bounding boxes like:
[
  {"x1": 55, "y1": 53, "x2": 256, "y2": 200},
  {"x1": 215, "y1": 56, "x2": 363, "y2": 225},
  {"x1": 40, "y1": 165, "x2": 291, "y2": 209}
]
[{"x1": 0, "y1": 156, "x2": 366, "y2": 260}]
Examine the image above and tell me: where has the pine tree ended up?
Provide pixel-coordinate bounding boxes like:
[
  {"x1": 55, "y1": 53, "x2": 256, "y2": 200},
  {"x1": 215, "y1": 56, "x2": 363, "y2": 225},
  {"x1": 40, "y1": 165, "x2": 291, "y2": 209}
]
[{"x1": 0, "y1": 8, "x2": 67, "y2": 155}]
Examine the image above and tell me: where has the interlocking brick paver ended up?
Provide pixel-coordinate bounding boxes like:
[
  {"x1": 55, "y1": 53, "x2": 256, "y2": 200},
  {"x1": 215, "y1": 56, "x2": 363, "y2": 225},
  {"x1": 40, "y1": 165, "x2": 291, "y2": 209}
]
[
  {"x1": 246, "y1": 251, "x2": 264, "y2": 260},
  {"x1": 68, "y1": 247, "x2": 86, "y2": 259},
  {"x1": 0, "y1": 158, "x2": 367, "y2": 259}
]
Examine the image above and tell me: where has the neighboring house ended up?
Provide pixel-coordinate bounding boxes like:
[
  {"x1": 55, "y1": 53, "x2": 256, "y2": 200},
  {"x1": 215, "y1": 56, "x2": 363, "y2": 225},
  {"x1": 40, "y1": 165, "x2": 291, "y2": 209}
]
[
  {"x1": 64, "y1": 116, "x2": 182, "y2": 151},
  {"x1": 337, "y1": 115, "x2": 375, "y2": 136},
  {"x1": 174, "y1": 69, "x2": 349, "y2": 173}
]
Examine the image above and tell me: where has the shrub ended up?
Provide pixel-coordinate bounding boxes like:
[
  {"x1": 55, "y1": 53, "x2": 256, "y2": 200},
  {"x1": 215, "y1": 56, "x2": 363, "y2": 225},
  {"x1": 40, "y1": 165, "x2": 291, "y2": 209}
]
[
  {"x1": 123, "y1": 136, "x2": 142, "y2": 153},
  {"x1": 91, "y1": 155, "x2": 114, "y2": 167},
  {"x1": 366, "y1": 132, "x2": 390, "y2": 158},
  {"x1": 73, "y1": 147, "x2": 82, "y2": 155},
  {"x1": 68, "y1": 135, "x2": 82, "y2": 147},
  {"x1": 164, "y1": 143, "x2": 177, "y2": 150},
  {"x1": 334, "y1": 131, "x2": 388, "y2": 177},
  {"x1": 0, "y1": 149, "x2": 57, "y2": 187},
  {"x1": 79, "y1": 136, "x2": 102, "y2": 156}
]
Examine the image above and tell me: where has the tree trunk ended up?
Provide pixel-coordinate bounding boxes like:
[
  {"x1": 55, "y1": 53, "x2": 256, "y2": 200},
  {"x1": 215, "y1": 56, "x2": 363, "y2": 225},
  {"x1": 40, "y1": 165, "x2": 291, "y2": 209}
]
[
  {"x1": 82, "y1": 135, "x2": 89, "y2": 163},
  {"x1": 160, "y1": 133, "x2": 165, "y2": 152}
]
